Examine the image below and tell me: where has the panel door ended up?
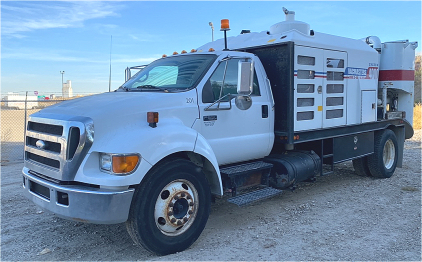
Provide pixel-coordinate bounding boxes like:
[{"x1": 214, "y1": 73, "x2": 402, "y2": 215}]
[
  {"x1": 294, "y1": 46, "x2": 324, "y2": 131},
  {"x1": 322, "y1": 50, "x2": 348, "y2": 128},
  {"x1": 361, "y1": 90, "x2": 376, "y2": 123}
]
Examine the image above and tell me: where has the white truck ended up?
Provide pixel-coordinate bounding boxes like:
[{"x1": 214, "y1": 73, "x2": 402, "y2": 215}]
[
  {"x1": 4, "y1": 94, "x2": 38, "y2": 109},
  {"x1": 22, "y1": 9, "x2": 417, "y2": 255}
]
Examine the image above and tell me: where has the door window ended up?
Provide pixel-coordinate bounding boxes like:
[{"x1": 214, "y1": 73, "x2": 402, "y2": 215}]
[{"x1": 203, "y1": 58, "x2": 260, "y2": 103}]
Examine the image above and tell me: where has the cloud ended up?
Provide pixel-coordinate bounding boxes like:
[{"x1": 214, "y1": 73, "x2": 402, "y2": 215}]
[
  {"x1": 1, "y1": 2, "x2": 121, "y2": 37},
  {"x1": 127, "y1": 33, "x2": 162, "y2": 42},
  {"x1": 112, "y1": 56, "x2": 159, "y2": 64},
  {"x1": 2, "y1": 49, "x2": 104, "y2": 63},
  {"x1": 2, "y1": 47, "x2": 159, "y2": 64}
]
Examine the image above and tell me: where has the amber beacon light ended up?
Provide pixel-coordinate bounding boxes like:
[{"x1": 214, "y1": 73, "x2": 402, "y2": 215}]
[
  {"x1": 220, "y1": 19, "x2": 230, "y2": 50},
  {"x1": 220, "y1": 19, "x2": 230, "y2": 31}
]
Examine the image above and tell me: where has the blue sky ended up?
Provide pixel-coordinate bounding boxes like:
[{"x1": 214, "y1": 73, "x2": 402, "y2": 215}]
[{"x1": 1, "y1": 1, "x2": 421, "y2": 96}]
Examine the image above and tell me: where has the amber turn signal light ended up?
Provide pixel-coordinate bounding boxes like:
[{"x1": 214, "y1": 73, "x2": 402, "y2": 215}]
[
  {"x1": 112, "y1": 155, "x2": 139, "y2": 174},
  {"x1": 147, "y1": 112, "x2": 159, "y2": 128}
]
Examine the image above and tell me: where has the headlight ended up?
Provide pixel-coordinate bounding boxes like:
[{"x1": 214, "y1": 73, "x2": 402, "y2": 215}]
[
  {"x1": 100, "y1": 153, "x2": 112, "y2": 171},
  {"x1": 100, "y1": 153, "x2": 140, "y2": 175}
]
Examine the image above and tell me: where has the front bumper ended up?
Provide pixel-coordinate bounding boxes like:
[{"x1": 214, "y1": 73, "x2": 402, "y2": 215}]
[{"x1": 22, "y1": 167, "x2": 135, "y2": 224}]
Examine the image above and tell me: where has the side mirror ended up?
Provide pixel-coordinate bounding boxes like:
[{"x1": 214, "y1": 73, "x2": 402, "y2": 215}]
[
  {"x1": 237, "y1": 61, "x2": 254, "y2": 95},
  {"x1": 235, "y1": 95, "x2": 252, "y2": 110}
]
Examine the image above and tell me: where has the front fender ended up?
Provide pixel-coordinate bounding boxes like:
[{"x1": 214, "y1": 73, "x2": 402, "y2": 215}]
[
  {"x1": 144, "y1": 120, "x2": 223, "y2": 196},
  {"x1": 140, "y1": 119, "x2": 198, "y2": 166},
  {"x1": 193, "y1": 132, "x2": 223, "y2": 196},
  {"x1": 75, "y1": 118, "x2": 198, "y2": 186}
]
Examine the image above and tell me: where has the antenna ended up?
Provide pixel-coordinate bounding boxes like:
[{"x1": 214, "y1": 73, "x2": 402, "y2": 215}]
[{"x1": 108, "y1": 35, "x2": 112, "y2": 92}]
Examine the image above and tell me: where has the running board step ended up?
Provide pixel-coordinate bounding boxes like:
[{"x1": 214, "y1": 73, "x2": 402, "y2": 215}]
[
  {"x1": 220, "y1": 161, "x2": 273, "y2": 197},
  {"x1": 220, "y1": 161, "x2": 273, "y2": 177},
  {"x1": 227, "y1": 187, "x2": 282, "y2": 207}
]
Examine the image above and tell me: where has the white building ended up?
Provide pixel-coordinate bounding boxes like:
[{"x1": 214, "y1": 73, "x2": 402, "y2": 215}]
[{"x1": 62, "y1": 80, "x2": 73, "y2": 98}]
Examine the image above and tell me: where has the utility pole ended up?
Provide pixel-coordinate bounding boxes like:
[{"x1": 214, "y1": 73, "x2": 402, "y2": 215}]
[
  {"x1": 209, "y1": 22, "x2": 214, "y2": 42},
  {"x1": 109, "y1": 35, "x2": 112, "y2": 92},
  {"x1": 60, "y1": 71, "x2": 65, "y2": 88}
]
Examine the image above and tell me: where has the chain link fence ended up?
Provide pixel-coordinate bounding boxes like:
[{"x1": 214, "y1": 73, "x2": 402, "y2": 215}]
[{"x1": 1, "y1": 96, "x2": 89, "y2": 164}]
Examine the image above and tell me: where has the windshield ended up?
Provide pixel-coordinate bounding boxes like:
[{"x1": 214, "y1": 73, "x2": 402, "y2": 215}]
[{"x1": 121, "y1": 54, "x2": 217, "y2": 92}]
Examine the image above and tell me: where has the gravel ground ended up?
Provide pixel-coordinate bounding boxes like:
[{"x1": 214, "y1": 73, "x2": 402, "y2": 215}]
[{"x1": 1, "y1": 130, "x2": 421, "y2": 261}]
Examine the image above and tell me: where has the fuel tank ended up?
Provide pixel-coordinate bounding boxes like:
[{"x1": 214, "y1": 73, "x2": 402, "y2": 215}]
[{"x1": 265, "y1": 151, "x2": 321, "y2": 189}]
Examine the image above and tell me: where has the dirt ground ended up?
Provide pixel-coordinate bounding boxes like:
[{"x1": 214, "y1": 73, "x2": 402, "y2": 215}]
[{"x1": 1, "y1": 131, "x2": 421, "y2": 261}]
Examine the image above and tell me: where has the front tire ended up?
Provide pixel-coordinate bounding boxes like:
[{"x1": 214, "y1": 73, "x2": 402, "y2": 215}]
[
  {"x1": 368, "y1": 129, "x2": 398, "y2": 178},
  {"x1": 126, "y1": 159, "x2": 211, "y2": 255}
]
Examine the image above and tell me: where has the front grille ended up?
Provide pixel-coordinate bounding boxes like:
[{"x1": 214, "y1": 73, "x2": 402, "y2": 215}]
[
  {"x1": 27, "y1": 152, "x2": 60, "y2": 169},
  {"x1": 24, "y1": 115, "x2": 93, "y2": 181},
  {"x1": 28, "y1": 121, "x2": 63, "y2": 136},
  {"x1": 26, "y1": 137, "x2": 61, "y2": 153}
]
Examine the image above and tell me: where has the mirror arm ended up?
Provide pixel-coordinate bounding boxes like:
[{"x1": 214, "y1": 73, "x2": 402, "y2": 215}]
[
  {"x1": 204, "y1": 93, "x2": 233, "y2": 111},
  {"x1": 217, "y1": 61, "x2": 229, "y2": 108}
]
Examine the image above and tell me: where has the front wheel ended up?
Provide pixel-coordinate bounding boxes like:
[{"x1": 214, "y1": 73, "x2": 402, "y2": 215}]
[
  {"x1": 368, "y1": 129, "x2": 398, "y2": 178},
  {"x1": 126, "y1": 159, "x2": 211, "y2": 255}
]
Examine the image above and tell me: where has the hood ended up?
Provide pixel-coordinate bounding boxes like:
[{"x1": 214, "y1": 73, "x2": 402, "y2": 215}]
[
  {"x1": 31, "y1": 90, "x2": 199, "y2": 138},
  {"x1": 42, "y1": 92, "x2": 172, "y2": 117},
  {"x1": 39, "y1": 90, "x2": 197, "y2": 118}
]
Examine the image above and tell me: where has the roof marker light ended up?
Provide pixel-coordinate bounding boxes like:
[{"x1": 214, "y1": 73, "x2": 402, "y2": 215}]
[
  {"x1": 173, "y1": 51, "x2": 178, "y2": 55},
  {"x1": 162, "y1": 54, "x2": 167, "y2": 58},
  {"x1": 181, "y1": 50, "x2": 187, "y2": 54},
  {"x1": 208, "y1": 48, "x2": 215, "y2": 52},
  {"x1": 190, "y1": 49, "x2": 197, "y2": 53}
]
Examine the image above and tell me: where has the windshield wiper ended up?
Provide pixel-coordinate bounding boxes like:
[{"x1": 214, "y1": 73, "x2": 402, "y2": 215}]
[
  {"x1": 116, "y1": 86, "x2": 129, "y2": 92},
  {"x1": 131, "y1": 85, "x2": 169, "y2": 92}
]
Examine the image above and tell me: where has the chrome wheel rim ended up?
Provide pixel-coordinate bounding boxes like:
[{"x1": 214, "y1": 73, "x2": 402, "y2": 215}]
[
  {"x1": 383, "y1": 139, "x2": 395, "y2": 170},
  {"x1": 154, "y1": 179, "x2": 198, "y2": 236}
]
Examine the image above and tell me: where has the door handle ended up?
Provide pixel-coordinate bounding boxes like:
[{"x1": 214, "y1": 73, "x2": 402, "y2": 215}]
[{"x1": 262, "y1": 105, "x2": 268, "y2": 118}]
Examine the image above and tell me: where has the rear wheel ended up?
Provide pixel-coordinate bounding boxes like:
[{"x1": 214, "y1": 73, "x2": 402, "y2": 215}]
[
  {"x1": 352, "y1": 156, "x2": 371, "y2": 176},
  {"x1": 126, "y1": 159, "x2": 211, "y2": 255},
  {"x1": 368, "y1": 129, "x2": 398, "y2": 178}
]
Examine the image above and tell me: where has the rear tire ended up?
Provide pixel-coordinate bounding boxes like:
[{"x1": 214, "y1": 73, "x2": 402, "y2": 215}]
[
  {"x1": 367, "y1": 129, "x2": 398, "y2": 178},
  {"x1": 126, "y1": 159, "x2": 211, "y2": 255},
  {"x1": 352, "y1": 156, "x2": 371, "y2": 176}
]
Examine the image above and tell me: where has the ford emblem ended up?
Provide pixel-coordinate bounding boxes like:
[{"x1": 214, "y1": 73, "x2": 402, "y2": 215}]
[{"x1": 36, "y1": 140, "x2": 48, "y2": 149}]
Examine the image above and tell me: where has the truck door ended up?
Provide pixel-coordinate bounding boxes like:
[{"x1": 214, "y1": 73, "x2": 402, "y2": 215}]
[
  {"x1": 196, "y1": 56, "x2": 272, "y2": 165},
  {"x1": 323, "y1": 50, "x2": 347, "y2": 128}
]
